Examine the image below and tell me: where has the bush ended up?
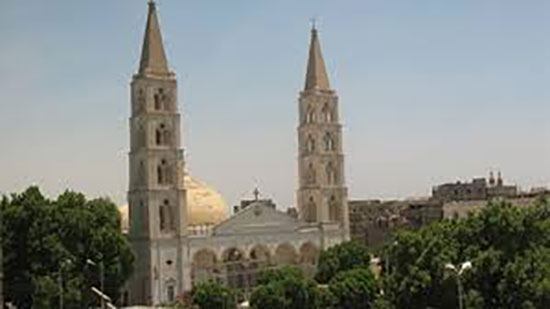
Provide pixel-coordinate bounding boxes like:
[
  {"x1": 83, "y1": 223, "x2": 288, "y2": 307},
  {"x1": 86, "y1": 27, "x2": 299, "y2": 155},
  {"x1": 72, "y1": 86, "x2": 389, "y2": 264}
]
[{"x1": 192, "y1": 281, "x2": 236, "y2": 309}]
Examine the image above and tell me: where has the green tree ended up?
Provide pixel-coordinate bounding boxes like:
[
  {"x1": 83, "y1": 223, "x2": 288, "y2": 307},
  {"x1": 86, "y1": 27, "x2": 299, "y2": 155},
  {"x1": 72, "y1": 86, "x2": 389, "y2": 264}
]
[
  {"x1": 382, "y1": 200, "x2": 550, "y2": 309},
  {"x1": 1, "y1": 187, "x2": 134, "y2": 308},
  {"x1": 249, "y1": 283, "x2": 287, "y2": 309},
  {"x1": 250, "y1": 266, "x2": 319, "y2": 309},
  {"x1": 328, "y1": 268, "x2": 378, "y2": 309},
  {"x1": 315, "y1": 241, "x2": 370, "y2": 283},
  {"x1": 192, "y1": 280, "x2": 236, "y2": 309}
]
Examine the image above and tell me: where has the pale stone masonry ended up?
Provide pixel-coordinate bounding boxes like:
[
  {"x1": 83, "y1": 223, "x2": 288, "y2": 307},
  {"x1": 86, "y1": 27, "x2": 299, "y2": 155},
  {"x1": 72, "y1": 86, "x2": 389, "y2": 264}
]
[
  {"x1": 297, "y1": 27, "x2": 350, "y2": 238},
  {"x1": 125, "y1": 2, "x2": 348, "y2": 306},
  {"x1": 127, "y1": 1, "x2": 188, "y2": 304}
]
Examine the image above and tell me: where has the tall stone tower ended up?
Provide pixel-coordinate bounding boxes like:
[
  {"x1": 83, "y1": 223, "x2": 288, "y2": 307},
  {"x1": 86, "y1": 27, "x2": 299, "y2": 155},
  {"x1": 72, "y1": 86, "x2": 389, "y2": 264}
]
[
  {"x1": 297, "y1": 27, "x2": 349, "y2": 238},
  {"x1": 128, "y1": 1, "x2": 187, "y2": 305}
]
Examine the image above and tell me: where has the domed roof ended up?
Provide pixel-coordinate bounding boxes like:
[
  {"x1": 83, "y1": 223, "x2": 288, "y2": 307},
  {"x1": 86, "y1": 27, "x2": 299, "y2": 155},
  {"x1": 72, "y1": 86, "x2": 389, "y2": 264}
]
[
  {"x1": 184, "y1": 174, "x2": 229, "y2": 226},
  {"x1": 118, "y1": 175, "x2": 229, "y2": 231}
]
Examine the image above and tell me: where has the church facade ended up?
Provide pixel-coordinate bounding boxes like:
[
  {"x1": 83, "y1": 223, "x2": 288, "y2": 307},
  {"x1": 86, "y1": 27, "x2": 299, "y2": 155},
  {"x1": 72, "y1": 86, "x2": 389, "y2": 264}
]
[{"x1": 126, "y1": 2, "x2": 349, "y2": 305}]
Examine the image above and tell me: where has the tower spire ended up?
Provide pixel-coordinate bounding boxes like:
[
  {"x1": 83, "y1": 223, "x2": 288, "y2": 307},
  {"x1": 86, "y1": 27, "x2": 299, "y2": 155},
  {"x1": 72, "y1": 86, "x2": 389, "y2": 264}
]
[
  {"x1": 304, "y1": 26, "x2": 330, "y2": 90},
  {"x1": 139, "y1": 0, "x2": 170, "y2": 76}
]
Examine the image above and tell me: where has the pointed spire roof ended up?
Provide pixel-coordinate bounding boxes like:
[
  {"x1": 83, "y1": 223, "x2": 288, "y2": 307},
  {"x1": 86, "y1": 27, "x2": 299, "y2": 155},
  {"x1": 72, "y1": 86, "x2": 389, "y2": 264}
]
[
  {"x1": 138, "y1": 1, "x2": 170, "y2": 76},
  {"x1": 304, "y1": 27, "x2": 330, "y2": 90}
]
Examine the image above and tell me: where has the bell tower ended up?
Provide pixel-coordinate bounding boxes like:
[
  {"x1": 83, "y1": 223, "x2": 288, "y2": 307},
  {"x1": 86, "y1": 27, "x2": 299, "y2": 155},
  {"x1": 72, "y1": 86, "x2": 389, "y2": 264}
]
[
  {"x1": 128, "y1": 1, "x2": 187, "y2": 305},
  {"x1": 297, "y1": 26, "x2": 349, "y2": 238}
]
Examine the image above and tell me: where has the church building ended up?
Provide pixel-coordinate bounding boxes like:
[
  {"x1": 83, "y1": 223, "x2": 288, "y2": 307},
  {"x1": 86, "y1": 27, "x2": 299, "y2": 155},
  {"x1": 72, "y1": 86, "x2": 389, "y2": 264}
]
[{"x1": 126, "y1": 2, "x2": 349, "y2": 305}]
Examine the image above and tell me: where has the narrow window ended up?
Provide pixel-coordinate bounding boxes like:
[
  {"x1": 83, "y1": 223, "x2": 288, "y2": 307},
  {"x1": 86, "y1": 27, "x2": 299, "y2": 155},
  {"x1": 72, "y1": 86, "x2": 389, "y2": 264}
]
[
  {"x1": 163, "y1": 130, "x2": 171, "y2": 146},
  {"x1": 329, "y1": 196, "x2": 338, "y2": 221},
  {"x1": 164, "y1": 199, "x2": 175, "y2": 231},
  {"x1": 324, "y1": 133, "x2": 335, "y2": 151},
  {"x1": 305, "y1": 106, "x2": 315, "y2": 124},
  {"x1": 159, "y1": 204, "x2": 166, "y2": 231},
  {"x1": 154, "y1": 95, "x2": 161, "y2": 110},
  {"x1": 137, "y1": 89, "x2": 145, "y2": 112},
  {"x1": 306, "y1": 135, "x2": 315, "y2": 152},
  {"x1": 156, "y1": 124, "x2": 169, "y2": 146},
  {"x1": 156, "y1": 129, "x2": 162, "y2": 145},
  {"x1": 308, "y1": 197, "x2": 316, "y2": 222},
  {"x1": 326, "y1": 162, "x2": 336, "y2": 185},
  {"x1": 154, "y1": 88, "x2": 164, "y2": 110},
  {"x1": 322, "y1": 103, "x2": 332, "y2": 122},
  {"x1": 307, "y1": 163, "x2": 316, "y2": 184},
  {"x1": 158, "y1": 159, "x2": 167, "y2": 184}
]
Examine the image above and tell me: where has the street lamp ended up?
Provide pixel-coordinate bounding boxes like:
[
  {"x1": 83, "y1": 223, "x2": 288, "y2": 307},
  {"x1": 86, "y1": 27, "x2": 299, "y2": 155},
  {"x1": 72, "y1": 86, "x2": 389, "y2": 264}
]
[
  {"x1": 87, "y1": 258, "x2": 105, "y2": 309},
  {"x1": 91, "y1": 287, "x2": 117, "y2": 309},
  {"x1": 58, "y1": 258, "x2": 72, "y2": 309},
  {"x1": 445, "y1": 261, "x2": 472, "y2": 309}
]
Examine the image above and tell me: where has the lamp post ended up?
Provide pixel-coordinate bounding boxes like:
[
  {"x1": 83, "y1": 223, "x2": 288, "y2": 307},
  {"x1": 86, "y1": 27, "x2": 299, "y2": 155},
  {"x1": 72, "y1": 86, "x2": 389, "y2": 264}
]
[
  {"x1": 58, "y1": 258, "x2": 72, "y2": 309},
  {"x1": 445, "y1": 261, "x2": 472, "y2": 309},
  {"x1": 87, "y1": 258, "x2": 105, "y2": 309},
  {"x1": 91, "y1": 287, "x2": 116, "y2": 309}
]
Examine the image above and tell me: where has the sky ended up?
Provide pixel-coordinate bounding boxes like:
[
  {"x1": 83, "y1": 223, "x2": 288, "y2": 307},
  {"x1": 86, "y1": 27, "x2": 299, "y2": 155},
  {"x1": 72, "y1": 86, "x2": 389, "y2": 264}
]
[{"x1": 0, "y1": 0, "x2": 549, "y2": 209}]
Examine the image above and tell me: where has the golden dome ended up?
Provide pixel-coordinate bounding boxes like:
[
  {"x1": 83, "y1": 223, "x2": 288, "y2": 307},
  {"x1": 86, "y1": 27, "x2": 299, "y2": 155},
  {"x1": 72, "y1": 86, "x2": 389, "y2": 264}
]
[
  {"x1": 184, "y1": 174, "x2": 229, "y2": 226},
  {"x1": 118, "y1": 175, "x2": 229, "y2": 231}
]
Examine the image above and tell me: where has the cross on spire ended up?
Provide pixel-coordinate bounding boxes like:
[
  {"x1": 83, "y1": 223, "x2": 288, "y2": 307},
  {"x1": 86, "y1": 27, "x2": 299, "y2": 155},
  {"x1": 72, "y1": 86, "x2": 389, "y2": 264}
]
[
  {"x1": 310, "y1": 17, "x2": 317, "y2": 31},
  {"x1": 253, "y1": 187, "x2": 260, "y2": 201}
]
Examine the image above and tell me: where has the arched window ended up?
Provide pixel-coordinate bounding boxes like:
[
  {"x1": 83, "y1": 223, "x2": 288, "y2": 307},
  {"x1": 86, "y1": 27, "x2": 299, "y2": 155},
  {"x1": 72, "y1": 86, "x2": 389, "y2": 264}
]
[
  {"x1": 163, "y1": 129, "x2": 171, "y2": 146},
  {"x1": 154, "y1": 88, "x2": 171, "y2": 111},
  {"x1": 305, "y1": 106, "x2": 315, "y2": 124},
  {"x1": 157, "y1": 159, "x2": 171, "y2": 185},
  {"x1": 248, "y1": 245, "x2": 270, "y2": 286},
  {"x1": 306, "y1": 135, "x2": 315, "y2": 152},
  {"x1": 136, "y1": 88, "x2": 145, "y2": 112},
  {"x1": 192, "y1": 249, "x2": 218, "y2": 285},
  {"x1": 136, "y1": 125, "x2": 146, "y2": 149},
  {"x1": 274, "y1": 243, "x2": 297, "y2": 265},
  {"x1": 154, "y1": 88, "x2": 162, "y2": 110},
  {"x1": 307, "y1": 163, "x2": 316, "y2": 184},
  {"x1": 168, "y1": 200, "x2": 175, "y2": 231},
  {"x1": 321, "y1": 103, "x2": 332, "y2": 122},
  {"x1": 155, "y1": 128, "x2": 162, "y2": 145},
  {"x1": 160, "y1": 199, "x2": 174, "y2": 232},
  {"x1": 159, "y1": 202, "x2": 167, "y2": 231},
  {"x1": 323, "y1": 133, "x2": 335, "y2": 151},
  {"x1": 222, "y1": 248, "x2": 246, "y2": 290},
  {"x1": 307, "y1": 197, "x2": 316, "y2": 222},
  {"x1": 155, "y1": 124, "x2": 171, "y2": 146},
  {"x1": 326, "y1": 162, "x2": 336, "y2": 185},
  {"x1": 328, "y1": 196, "x2": 339, "y2": 222},
  {"x1": 157, "y1": 161, "x2": 164, "y2": 184}
]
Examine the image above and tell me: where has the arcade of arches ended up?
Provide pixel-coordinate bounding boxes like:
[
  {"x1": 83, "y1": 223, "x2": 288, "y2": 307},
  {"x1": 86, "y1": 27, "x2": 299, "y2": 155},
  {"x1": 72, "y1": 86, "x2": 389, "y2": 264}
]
[{"x1": 190, "y1": 242, "x2": 319, "y2": 291}]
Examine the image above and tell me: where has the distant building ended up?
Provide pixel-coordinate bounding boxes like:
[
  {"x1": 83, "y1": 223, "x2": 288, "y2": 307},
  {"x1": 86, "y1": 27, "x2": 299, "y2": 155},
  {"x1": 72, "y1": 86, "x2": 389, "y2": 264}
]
[
  {"x1": 349, "y1": 199, "x2": 442, "y2": 250},
  {"x1": 443, "y1": 191, "x2": 549, "y2": 219},
  {"x1": 432, "y1": 171, "x2": 517, "y2": 202},
  {"x1": 349, "y1": 171, "x2": 539, "y2": 250}
]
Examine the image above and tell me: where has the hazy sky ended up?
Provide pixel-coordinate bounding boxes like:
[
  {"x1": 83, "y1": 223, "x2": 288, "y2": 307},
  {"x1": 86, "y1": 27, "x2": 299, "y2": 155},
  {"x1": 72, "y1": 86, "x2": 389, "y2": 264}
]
[{"x1": 1, "y1": 0, "x2": 549, "y2": 208}]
